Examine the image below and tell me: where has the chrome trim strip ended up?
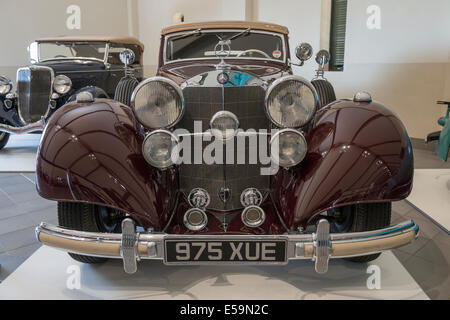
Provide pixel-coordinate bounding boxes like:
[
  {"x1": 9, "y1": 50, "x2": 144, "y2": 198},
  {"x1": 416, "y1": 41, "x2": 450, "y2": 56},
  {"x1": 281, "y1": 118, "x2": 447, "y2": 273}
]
[{"x1": 36, "y1": 219, "x2": 419, "y2": 273}]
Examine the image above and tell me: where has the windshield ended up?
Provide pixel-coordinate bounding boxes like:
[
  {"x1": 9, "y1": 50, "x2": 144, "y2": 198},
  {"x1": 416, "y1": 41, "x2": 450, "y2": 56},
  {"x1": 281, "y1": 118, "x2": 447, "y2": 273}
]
[
  {"x1": 165, "y1": 30, "x2": 285, "y2": 63},
  {"x1": 37, "y1": 42, "x2": 107, "y2": 62}
]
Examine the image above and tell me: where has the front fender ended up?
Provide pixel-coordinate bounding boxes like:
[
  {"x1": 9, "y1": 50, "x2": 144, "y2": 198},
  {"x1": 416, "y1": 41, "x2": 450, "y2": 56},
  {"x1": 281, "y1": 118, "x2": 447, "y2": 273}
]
[
  {"x1": 272, "y1": 99, "x2": 414, "y2": 230},
  {"x1": 36, "y1": 99, "x2": 178, "y2": 230}
]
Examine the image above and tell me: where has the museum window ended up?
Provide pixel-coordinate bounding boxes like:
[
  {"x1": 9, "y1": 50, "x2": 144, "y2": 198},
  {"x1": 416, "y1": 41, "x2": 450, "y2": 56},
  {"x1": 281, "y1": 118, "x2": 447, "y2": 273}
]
[{"x1": 329, "y1": 0, "x2": 347, "y2": 71}]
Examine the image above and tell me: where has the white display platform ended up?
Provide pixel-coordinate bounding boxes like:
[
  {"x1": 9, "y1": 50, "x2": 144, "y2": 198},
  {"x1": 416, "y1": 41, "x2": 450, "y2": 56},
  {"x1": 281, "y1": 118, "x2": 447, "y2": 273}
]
[
  {"x1": 0, "y1": 246, "x2": 428, "y2": 300},
  {"x1": 0, "y1": 134, "x2": 40, "y2": 172},
  {"x1": 407, "y1": 169, "x2": 450, "y2": 233}
]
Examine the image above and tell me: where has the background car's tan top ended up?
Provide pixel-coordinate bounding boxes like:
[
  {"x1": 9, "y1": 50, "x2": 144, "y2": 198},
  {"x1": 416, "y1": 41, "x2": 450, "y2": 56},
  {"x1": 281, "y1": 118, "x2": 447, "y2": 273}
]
[
  {"x1": 161, "y1": 20, "x2": 289, "y2": 35},
  {"x1": 35, "y1": 36, "x2": 144, "y2": 50}
]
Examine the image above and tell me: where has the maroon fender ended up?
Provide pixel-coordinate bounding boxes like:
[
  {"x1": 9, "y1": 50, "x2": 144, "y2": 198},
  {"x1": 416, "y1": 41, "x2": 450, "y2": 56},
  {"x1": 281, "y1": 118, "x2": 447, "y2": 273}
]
[
  {"x1": 271, "y1": 99, "x2": 414, "y2": 230},
  {"x1": 36, "y1": 99, "x2": 178, "y2": 231}
]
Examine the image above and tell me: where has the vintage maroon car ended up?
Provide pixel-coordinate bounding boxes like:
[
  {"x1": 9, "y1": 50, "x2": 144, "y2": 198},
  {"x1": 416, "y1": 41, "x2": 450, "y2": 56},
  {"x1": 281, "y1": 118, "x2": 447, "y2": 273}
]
[{"x1": 35, "y1": 21, "x2": 418, "y2": 274}]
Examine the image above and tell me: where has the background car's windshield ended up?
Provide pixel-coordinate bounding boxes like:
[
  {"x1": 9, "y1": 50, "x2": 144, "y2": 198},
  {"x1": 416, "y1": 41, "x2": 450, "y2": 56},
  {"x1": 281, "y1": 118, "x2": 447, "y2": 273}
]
[
  {"x1": 38, "y1": 42, "x2": 106, "y2": 61},
  {"x1": 166, "y1": 30, "x2": 284, "y2": 62}
]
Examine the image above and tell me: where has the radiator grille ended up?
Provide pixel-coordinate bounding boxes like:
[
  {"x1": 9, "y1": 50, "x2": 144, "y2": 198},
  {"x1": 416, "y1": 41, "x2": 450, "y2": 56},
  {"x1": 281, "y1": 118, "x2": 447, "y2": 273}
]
[
  {"x1": 177, "y1": 85, "x2": 270, "y2": 210},
  {"x1": 17, "y1": 66, "x2": 53, "y2": 123}
]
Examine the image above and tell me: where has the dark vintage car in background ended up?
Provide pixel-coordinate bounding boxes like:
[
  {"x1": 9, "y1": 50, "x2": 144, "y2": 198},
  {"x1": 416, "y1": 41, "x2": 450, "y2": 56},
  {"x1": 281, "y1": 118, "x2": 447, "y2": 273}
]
[
  {"x1": 0, "y1": 36, "x2": 144, "y2": 149},
  {"x1": 35, "y1": 21, "x2": 419, "y2": 274}
]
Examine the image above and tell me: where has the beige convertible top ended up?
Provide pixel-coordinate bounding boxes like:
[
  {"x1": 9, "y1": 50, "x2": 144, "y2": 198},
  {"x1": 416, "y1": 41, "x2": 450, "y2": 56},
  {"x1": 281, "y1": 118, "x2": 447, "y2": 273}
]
[
  {"x1": 161, "y1": 20, "x2": 289, "y2": 35},
  {"x1": 35, "y1": 36, "x2": 144, "y2": 50}
]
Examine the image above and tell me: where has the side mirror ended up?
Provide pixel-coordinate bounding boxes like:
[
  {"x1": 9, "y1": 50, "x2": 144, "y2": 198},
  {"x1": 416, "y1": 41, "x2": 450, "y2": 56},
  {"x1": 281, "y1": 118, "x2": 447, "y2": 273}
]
[
  {"x1": 120, "y1": 49, "x2": 135, "y2": 67},
  {"x1": 295, "y1": 43, "x2": 313, "y2": 65},
  {"x1": 315, "y1": 49, "x2": 330, "y2": 66}
]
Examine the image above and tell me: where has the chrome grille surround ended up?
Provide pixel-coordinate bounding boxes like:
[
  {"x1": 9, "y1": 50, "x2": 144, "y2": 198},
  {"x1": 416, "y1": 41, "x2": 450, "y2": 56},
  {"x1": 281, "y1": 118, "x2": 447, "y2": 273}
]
[{"x1": 17, "y1": 65, "x2": 54, "y2": 124}]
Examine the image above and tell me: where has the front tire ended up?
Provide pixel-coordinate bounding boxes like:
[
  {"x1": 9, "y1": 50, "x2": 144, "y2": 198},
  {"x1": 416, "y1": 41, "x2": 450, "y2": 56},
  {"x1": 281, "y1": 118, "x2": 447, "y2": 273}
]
[
  {"x1": 57, "y1": 202, "x2": 123, "y2": 264},
  {"x1": 330, "y1": 202, "x2": 392, "y2": 263}
]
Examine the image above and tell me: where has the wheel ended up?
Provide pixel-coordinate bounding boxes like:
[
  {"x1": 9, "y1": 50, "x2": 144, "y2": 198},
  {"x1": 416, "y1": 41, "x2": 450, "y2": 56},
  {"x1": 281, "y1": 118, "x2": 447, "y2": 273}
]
[
  {"x1": 311, "y1": 79, "x2": 336, "y2": 109},
  {"x1": 114, "y1": 76, "x2": 139, "y2": 106},
  {"x1": 57, "y1": 202, "x2": 124, "y2": 264},
  {"x1": 0, "y1": 131, "x2": 10, "y2": 150},
  {"x1": 330, "y1": 202, "x2": 392, "y2": 263}
]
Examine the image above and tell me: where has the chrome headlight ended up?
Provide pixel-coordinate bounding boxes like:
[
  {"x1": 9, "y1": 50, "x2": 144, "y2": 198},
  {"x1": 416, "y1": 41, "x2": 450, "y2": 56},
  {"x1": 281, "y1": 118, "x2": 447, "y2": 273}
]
[
  {"x1": 0, "y1": 76, "x2": 12, "y2": 95},
  {"x1": 53, "y1": 75, "x2": 72, "y2": 95},
  {"x1": 131, "y1": 77, "x2": 184, "y2": 129},
  {"x1": 142, "y1": 130, "x2": 179, "y2": 169},
  {"x1": 265, "y1": 75, "x2": 318, "y2": 128},
  {"x1": 270, "y1": 129, "x2": 307, "y2": 167}
]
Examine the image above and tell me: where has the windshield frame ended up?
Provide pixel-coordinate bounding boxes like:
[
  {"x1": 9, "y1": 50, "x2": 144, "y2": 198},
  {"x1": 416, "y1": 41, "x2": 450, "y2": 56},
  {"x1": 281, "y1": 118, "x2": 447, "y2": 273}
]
[
  {"x1": 33, "y1": 41, "x2": 110, "y2": 64},
  {"x1": 163, "y1": 29, "x2": 287, "y2": 65}
]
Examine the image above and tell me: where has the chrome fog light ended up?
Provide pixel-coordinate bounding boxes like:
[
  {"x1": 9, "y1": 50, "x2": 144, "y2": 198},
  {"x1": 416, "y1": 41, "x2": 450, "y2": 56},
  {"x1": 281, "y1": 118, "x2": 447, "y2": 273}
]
[
  {"x1": 188, "y1": 188, "x2": 210, "y2": 208},
  {"x1": 184, "y1": 208, "x2": 208, "y2": 231},
  {"x1": 142, "y1": 130, "x2": 179, "y2": 169},
  {"x1": 241, "y1": 205, "x2": 265, "y2": 227},
  {"x1": 270, "y1": 129, "x2": 307, "y2": 168},
  {"x1": 240, "y1": 188, "x2": 263, "y2": 207},
  {"x1": 210, "y1": 111, "x2": 239, "y2": 140}
]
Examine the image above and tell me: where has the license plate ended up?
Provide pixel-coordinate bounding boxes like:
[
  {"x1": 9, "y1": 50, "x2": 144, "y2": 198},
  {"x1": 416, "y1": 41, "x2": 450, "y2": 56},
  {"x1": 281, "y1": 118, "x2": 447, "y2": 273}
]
[{"x1": 164, "y1": 239, "x2": 287, "y2": 264}]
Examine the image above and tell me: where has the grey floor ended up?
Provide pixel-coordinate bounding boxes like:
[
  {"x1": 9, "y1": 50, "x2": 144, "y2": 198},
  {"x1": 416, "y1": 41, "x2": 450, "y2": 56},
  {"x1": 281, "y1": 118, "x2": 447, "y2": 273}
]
[{"x1": 0, "y1": 144, "x2": 449, "y2": 299}]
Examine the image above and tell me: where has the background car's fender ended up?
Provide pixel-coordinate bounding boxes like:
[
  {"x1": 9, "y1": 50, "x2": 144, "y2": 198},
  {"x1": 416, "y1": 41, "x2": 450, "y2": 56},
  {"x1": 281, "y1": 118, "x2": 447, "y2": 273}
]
[
  {"x1": 36, "y1": 99, "x2": 178, "y2": 230},
  {"x1": 271, "y1": 99, "x2": 414, "y2": 229}
]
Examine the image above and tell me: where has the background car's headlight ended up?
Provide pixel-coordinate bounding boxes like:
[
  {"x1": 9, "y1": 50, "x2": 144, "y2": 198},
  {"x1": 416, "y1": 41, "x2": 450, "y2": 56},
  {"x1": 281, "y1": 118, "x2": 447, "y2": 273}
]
[
  {"x1": 0, "y1": 76, "x2": 12, "y2": 95},
  {"x1": 53, "y1": 75, "x2": 72, "y2": 94},
  {"x1": 131, "y1": 76, "x2": 184, "y2": 129},
  {"x1": 142, "y1": 130, "x2": 179, "y2": 169},
  {"x1": 265, "y1": 75, "x2": 318, "y2": 128},
  {"x1": 270, "y1": 129, "x2": 307, "y2": 167}
]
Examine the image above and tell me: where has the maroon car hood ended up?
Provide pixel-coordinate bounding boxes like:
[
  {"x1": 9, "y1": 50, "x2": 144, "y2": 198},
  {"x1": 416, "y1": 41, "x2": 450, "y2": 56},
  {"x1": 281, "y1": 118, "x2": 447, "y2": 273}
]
[{"x1": 158, "y1": 59, "x2": 290, "y2": 84}]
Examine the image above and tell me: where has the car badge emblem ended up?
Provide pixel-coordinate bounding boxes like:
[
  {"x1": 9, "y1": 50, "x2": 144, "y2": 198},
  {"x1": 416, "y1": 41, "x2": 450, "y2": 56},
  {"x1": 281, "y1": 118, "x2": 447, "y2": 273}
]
[
  {"x1": 214, "y1": 40, "x2": 232, "y2": 71},
  {"x1": 217, "y1": 72, "x2": 229, "y2": 85},
  {"x1": 214, "y1": 40, "x2": 231, "y2": 59},
  {"x1": 219, "y1": 187, "x2": 230, "y2": 203}
]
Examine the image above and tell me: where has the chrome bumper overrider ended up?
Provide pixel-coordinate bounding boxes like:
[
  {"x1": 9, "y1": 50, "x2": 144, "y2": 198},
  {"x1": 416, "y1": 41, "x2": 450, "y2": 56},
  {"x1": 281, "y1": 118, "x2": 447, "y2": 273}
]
[
  {"x1": 0, "y1": 118, "x2": 45, "y2": 134},
  {"x1": 35, "y1": 219, "x2": 419, "y2": 274}
]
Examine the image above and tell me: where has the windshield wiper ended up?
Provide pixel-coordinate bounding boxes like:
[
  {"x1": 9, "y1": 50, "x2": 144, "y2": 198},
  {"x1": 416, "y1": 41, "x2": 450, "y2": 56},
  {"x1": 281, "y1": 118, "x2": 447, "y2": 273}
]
[
  {"x1": 225, "y1": 28, "x2": 251, "y2": 41},
  {"x1": 170, "y1": 29, "x2": 202, "y2": 41}
]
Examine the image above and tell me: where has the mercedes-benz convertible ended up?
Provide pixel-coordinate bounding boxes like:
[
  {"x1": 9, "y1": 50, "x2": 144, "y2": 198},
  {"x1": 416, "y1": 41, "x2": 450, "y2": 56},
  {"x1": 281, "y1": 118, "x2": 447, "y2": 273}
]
[{"x1": 35, "y1": 21, "x2": 418, "y2": 274}]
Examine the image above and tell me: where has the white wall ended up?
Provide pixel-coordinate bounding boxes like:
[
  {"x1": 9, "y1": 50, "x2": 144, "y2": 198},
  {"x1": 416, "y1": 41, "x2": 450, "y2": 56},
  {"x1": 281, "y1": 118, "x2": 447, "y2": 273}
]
[
  {"x1": 257, "y1": 0, "x2": 322, "y2": 80},
  {"x1": 345, "y1": 0, "x2": 450, "y2": 64},
  {"x1": 137, "y1": 0, "x2": 246, "y2": 75}
]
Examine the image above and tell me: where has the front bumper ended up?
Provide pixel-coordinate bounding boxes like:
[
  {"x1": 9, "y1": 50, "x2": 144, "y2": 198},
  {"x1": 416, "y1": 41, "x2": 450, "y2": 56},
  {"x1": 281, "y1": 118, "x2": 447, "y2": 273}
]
[
  {"x1": 36, "y1": 219, "x2": 419, "y2": 274},
  {"x1": 0, "y1": 118, "x2": 45, "y2": 134}
]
